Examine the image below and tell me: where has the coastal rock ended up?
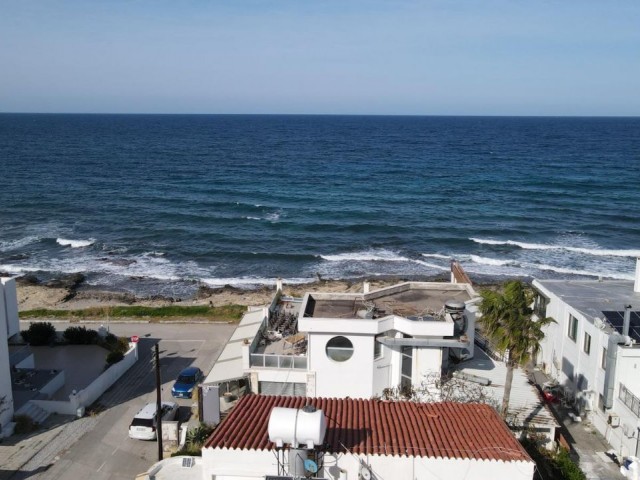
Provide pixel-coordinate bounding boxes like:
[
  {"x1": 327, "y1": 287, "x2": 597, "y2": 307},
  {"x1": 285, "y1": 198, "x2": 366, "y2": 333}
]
[
  {"x1": 15, "y1": 274, "x2": 41, "y2": 286},
  {"x1": 45, "y1": 273, "x2": 86, "y2": 290},
  {"x1": 71, "y1": 290, "x2": 138, "y2": 305}
]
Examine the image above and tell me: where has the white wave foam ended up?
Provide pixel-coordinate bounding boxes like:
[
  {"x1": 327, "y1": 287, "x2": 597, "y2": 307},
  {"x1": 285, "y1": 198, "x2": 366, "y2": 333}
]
[
  {"x1": 201, "y1": 276, "x2": 315, "y2": 288},
  {"x1": 321, "y1": 250, "x2": 408, "y2": 262},
  {"x1": 265, "y1": 212, "x2": 281, "y2": 222},
  {"x1": 57, "y1": 238, "x2": 95, "y2": 248},
  {"x1": 0, "y1": 236, "x2": 40, "y2": 252},
  {"x1": 245, "y1": 216, "x2": 261, "y2": 221},
  {"x1": 470, "y1": 238, "x2": 640, "y2": 257},
  {"x1": 413, "y1": 260, "x2": 449, "y2": 271},
  {"x1": 469, "y1": 255, "x2": 519, "y2": 267},
  {"x1": 529, "y1": 263, "x2": 635, "y2": 280},
  {"x1": 421, "y1": 253, "x2": 451, "y2": 260}
]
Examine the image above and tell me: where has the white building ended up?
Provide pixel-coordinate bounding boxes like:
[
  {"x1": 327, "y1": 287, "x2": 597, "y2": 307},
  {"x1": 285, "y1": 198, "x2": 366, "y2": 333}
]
[
  {"x1": 0, "y1": 277, "x2": 20, "y2": 435},
  {"x1": 204, "y1": 278, "x2": 478, "y2": 405},
  {"x1": 533, "y1": 262, "x2": 640, "y2": 457},
  {"x1": 201, "y1": 394, "x2": 535, "y2": 480}
]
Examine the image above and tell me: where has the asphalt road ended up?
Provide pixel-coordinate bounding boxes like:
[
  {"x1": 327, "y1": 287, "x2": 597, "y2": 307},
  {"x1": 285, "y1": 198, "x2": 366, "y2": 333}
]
[{"x1": 16, "y1": 321, "x2": 236, "y2": 480}]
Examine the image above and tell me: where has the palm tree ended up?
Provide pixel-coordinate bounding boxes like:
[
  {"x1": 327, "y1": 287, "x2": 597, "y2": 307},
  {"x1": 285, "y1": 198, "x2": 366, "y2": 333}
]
[{"x1": 478, "y1": 280, "x2": 555, "y2": 419}]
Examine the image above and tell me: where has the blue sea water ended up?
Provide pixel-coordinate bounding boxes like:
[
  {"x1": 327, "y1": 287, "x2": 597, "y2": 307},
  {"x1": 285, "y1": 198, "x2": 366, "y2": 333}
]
[{"x1": 0, "y1": 114, "x2": 639, "y2": 297}]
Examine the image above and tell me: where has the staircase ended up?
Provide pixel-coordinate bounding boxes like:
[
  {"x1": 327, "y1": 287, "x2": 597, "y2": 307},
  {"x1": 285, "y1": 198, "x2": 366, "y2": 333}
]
[{"x1": 16, "y1": 401, "x2": 51, "y2": 425}]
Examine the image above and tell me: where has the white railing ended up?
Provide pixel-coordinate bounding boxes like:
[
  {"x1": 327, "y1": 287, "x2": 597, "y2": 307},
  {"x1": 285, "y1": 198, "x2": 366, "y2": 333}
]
[{"x1": 250, "y1": 353, "x2": 307, "y2": 370}]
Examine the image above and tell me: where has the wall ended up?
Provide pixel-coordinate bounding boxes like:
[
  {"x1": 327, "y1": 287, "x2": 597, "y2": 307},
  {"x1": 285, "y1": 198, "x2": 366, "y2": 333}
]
[
  {"x1": 1, "y1": 278, "x2": 19, "y2": 337},
  {"x1": 33, "y1": 343, "x2": 138, "y2": 415},
  {"x1": 39, "y1": 370, "x2": 65, "y2": 398},
  {"x1": 202, "y1": 448, "x2": 535, "y2": 480},
  {"x1": 0, "y1": 280, "x2": 14, "y2": 430},
  {"x1": 310, "y1": 332, "x2": 375, "y2": 398}
]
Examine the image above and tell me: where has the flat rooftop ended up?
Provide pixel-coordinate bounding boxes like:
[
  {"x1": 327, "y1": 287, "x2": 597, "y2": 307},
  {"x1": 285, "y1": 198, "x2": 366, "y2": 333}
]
[{"x1": 306, "y1": 282, "x2": 474, "y2": 319}]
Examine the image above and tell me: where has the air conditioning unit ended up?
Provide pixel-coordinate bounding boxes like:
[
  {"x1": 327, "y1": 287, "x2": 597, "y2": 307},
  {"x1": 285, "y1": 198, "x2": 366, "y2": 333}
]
[{"x1": 609, "y1": 413, "x2": 620, "y2": 427}]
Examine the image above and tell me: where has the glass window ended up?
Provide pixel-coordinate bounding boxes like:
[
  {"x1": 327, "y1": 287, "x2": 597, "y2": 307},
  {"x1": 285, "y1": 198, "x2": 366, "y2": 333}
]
[
  {"x1": 326, "y1": 336, "x2": 354, "y2": 362},
  {"x1": 373, "y1": 335, "x2": 383, "y2": 359},
  {"x1": 568, "y1": 315, "x2": 578, "y2": 341},
  {"x1": 583, "y1": 332, "x2": 591, "y2": 355},
  {"x1": 601, "y1": 347, "x2": 607, "y2": 369},
  {"x1": 400, "y1": 338, "x2": 413, "y2": 387}
]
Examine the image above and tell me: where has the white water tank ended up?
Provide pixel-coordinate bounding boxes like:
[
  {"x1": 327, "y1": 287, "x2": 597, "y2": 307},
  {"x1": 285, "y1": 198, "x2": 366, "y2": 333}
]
[{"x1": 268, "y1": 406, "x2": 327, "y2": 449}]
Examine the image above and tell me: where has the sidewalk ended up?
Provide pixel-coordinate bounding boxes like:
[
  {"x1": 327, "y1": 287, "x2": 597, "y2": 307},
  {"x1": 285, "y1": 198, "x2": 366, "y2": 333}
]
[
  {"x1": 0, "y1": 414, "x2": 100, "y2": 480},
  {"x1": 530, "y1": 369, "x2": 623, "y2": 480}
]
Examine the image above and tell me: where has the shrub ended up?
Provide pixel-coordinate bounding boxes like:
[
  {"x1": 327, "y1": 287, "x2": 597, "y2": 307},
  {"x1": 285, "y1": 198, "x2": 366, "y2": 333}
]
[
  {"x1": 105, "y1": 350, "x2": 124, "y2": 366},
  {"x1": 555, "y1": 448, "x2": 586, "y2": 480},
  {"x1": 63, "y1": 326, "x2": 99, "y2": 345},
  {"x1": 21, "y1": 322, "x2": 56, "y2": 346},
  {"x1": 13, "y1": 414, "x2": 38, "y2": 434}
]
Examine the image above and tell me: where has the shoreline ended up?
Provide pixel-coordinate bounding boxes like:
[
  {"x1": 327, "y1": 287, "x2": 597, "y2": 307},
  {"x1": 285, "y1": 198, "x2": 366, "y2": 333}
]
[{"x1": 12, "y1": 271, "x2": 521, "y2": 313}]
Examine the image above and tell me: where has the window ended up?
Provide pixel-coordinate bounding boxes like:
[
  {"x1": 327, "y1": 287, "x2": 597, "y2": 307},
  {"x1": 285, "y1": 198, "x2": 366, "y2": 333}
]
[
  {"x1": 583, "y1": 332, "x2": 591, "y2": 355},
  {"x1": 619, "y1": 384, "x2": 640, "y2": 418},
  {"x1": 373, "y1": 335, "x2": 383, "y2": 359},
  {"x1": 400, "y1": 343, "x2": 413, "y2": 390},
  {"x1": 601, "y1": 347, "x2": 607, "y2": 370},
  {"x1": 533, "y1": 292, "x2": 549, "y2": 318},
  {"x1": 568, "y1": 315, "x2": 578, "y2": 341},
  {"x1": 325, "y1": 336, "x2": 354, "y2": 362}
]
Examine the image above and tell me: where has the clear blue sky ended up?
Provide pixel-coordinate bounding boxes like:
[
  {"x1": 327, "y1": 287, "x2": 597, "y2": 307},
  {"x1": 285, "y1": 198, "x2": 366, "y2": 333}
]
[{"x1": 1, "y1": 0, "x2": 638, "y2": 115}]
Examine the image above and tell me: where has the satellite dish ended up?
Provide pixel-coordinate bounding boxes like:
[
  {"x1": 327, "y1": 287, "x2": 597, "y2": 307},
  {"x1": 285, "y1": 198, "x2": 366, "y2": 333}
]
[
  {"x1": 304, "y1": 459, "x2": 318, "y2": 474},
  {"x1": 360, "y1": 465, "x2": 372, "y2": 480}
]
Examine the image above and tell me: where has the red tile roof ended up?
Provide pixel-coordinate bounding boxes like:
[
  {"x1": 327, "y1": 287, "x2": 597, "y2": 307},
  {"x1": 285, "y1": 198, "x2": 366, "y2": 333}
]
[{"x1": 205, "y1": 395, "x2": 532, "y2": 462}]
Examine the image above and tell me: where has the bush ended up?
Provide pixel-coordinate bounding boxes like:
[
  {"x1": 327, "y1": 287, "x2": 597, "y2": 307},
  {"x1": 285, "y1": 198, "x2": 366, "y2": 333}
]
[
  {"x1": 555, "y1": 448, "x2": 586, "y2": 480},
  {"x1": 13, "y1": 414, "x2": 38, "y2": 434},
  {"x1": 64, "y1": 326, "x2": 99, "y2": 345},
  {"x1": 21, "y1": 322, "x2": 56, "y2": 346},
  {"x1": 105, "y1": 350, "x2": 124, "y2": 366}
]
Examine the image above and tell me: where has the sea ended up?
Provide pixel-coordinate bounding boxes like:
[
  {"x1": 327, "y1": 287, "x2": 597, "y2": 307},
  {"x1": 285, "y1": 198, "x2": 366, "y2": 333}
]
[{"x1": 1, "y1": 114, "x2": 639, "y2": 298}]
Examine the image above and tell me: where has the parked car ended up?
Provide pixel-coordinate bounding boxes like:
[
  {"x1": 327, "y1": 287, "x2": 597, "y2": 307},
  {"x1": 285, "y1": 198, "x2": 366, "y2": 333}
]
[
  {"x1": 171, "y1": 366, "x2": 203, "y2": 399},
  {"x1": 128, "y1": 401, "x2": 179, "y2": 440}
]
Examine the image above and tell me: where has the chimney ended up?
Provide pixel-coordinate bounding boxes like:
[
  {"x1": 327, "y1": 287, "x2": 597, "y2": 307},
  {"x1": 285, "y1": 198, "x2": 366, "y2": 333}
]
[
  {"x1": 623, "y1": 305, "x2": 632, "y2": 338},
  {"x1": 635, "y1": 258, "x2": 640, "y2": 293},
  {"x1": 363, "y1": 281, "x2": 370, "y2": 294}
]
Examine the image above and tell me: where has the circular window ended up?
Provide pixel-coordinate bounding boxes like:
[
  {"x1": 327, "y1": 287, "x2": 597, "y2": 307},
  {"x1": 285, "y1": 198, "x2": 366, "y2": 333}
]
[{"x1": 325, "y1": 336, "x2": 354, "y2": 362}]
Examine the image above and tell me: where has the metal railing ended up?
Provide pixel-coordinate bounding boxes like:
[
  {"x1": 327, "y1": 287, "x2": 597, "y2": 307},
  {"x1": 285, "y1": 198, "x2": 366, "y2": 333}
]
[
  {"x1": 250, "y1": 353, "x2": 307, "y2": 370},
  {"x1": 474, "y1": 331, "x2": 510, "y2": 362}
]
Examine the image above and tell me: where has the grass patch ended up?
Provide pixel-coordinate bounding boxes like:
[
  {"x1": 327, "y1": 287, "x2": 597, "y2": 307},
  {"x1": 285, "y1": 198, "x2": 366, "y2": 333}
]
[{"x1": 19, "y1": 304, "x2": 246, "y2": 322}]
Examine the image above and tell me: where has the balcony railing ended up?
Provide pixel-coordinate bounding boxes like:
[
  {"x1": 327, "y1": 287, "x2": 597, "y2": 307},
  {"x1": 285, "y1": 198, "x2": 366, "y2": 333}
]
[{"x1": 250, "y1": 353, "x2": 307, "y2": 370}]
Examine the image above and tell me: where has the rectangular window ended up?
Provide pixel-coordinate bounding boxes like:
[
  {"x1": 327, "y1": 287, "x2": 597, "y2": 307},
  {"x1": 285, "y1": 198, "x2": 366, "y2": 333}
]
[
  {"x1": 619, "y1": 384, "x2": 640, "y2": 418},
  {"x1": 601, "y1": 347, "x2": 607, "y2": 369},
  {"x1": 400, "y1": 338, "x2": 413, "y2": 389},
  {"x1": 583, "y1": 332, "x2": 591, "y2": 355},
  {"x1": 533, "y1": 292, "x2": 549, "y2": 318},
  {"x1": 568, "y1": 315, "x2": 578, "y2": 341},
  {"x1": 373, "y1": 335, "x2": 383, "y2": 360}
]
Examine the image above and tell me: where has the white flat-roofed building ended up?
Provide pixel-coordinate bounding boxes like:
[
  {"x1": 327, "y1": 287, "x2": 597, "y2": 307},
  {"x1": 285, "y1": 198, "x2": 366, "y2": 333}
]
[
  {"x1": 533, "y1": 261, "x2": 640, "y2": 457},
  {"x1": 0, "y1": 278, "x2": 19, "y2": 435},
  {"x1": 203, "y1": 276, "x2": 479, "y2": 403}
]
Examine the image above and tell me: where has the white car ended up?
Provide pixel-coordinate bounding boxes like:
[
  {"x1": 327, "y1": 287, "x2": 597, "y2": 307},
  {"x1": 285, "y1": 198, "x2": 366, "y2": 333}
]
[{"x1": 128, "y1": 401, "x2": 179, "y2": 440}]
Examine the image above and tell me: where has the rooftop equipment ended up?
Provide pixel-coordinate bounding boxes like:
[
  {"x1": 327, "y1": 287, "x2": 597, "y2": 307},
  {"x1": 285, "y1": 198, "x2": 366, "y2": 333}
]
[{"x1": 268, "y1": 405, "x2": 327, "y2": 449}]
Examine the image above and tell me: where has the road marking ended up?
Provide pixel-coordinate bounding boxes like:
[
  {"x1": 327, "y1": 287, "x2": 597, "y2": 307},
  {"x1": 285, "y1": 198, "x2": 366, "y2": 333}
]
[
  {"x1": 112, "y1": 447, "x2": 119, "y2": 455},
  {"x1": 97, "y1": 461, "x2": 106, "y2": 472}
]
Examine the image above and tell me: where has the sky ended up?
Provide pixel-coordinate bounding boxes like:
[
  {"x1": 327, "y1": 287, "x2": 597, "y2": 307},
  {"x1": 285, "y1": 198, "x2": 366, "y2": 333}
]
[{"x1": 0, "y1": 0, "x2": 639, "y2": 116}]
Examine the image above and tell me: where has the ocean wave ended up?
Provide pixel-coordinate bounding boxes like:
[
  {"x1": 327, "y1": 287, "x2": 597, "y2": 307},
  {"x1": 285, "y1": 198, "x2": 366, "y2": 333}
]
[
  {"x1": 321, "y1": 250, "x2": 408, "y2": 262},
  {"x1": 0, "y1": 236, "x2": 41, "y2": 252},
  {"x1": 529, "y1": 263, "x2": 635, "y2": 280},
  {"x1": 245, "y1": 216, "x2": 261, "y2": 221},
  {"x1": 421, "y1": 253, "x2": 451, "y2": 260},
  {"x1": 468, "y1": 255, "x2": 520, "y2": 267},
  {"x1": 413, "y1": 260, "x2": 449, "y2": 271},
  {"x1": 56, "y1": 238, "x2": 95, "y2": 248},
  {"x1": 469, "y1": 238, "x2": 640, "y2": 257},
  {"x1": 201, "y1": 276, "x2": 315, "y2": 288}
]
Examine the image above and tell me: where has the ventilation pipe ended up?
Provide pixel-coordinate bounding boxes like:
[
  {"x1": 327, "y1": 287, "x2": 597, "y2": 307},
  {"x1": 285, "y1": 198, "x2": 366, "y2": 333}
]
[
  {"x1": 604, "y1": 306, "x2": 634, "y2": 409},
  {"x1": 635, "y1": 258, "x2": 640, "y2": 293},
  {"x1": 363, "y1": 281, "x2": 370, "y2": 294}
]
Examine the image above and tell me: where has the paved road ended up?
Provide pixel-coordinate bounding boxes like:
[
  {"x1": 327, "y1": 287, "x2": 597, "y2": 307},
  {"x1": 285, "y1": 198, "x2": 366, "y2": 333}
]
[{"x1": 14, "y1": 321, "x2": 236, "y2": 480}]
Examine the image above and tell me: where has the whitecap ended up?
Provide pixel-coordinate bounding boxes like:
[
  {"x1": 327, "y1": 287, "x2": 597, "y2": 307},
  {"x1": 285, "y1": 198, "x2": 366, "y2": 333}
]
[
  {"x1": 245, "y1": 216, "x2": 261, "y2": 221},
  {"x1": 421, "y1": 253, "x2": 451, "y2": 260},
  {"x1": 469, "y1": 255, "x2": 520, "y2": 267},
  {"x1": 57, "y1": 238, "x2": 95, "y2": 248},
  {"x1": 201, "y1": 276, "x2": 315, "y2": 288},
  {"x1": 0, "y1": 236, "x2": 40, "y2": 252},
  {"x1": 320, "y1": 249, "x2": 408, "y2": 262},
  {"x1": 469, "y1": 237, "x2": 640, "y2": 258},
  {"x1": 529, "y1": 263, "x2": 635, "y2": 281}
]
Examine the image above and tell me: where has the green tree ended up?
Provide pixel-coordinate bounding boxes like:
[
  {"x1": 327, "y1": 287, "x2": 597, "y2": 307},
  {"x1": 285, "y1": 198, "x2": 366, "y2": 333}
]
[{"x1": 478, "y1": 280, "x2": 555, "y2": 418}]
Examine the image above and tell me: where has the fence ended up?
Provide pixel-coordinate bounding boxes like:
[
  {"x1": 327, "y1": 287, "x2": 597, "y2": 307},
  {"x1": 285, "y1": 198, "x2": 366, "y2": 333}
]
[{"x1": 474, "y1": 331, "x2": 509, "y2": 362}]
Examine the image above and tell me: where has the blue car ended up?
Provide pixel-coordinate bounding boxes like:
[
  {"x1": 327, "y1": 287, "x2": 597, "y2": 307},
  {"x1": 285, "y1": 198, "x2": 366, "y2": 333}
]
[{"x1": 171, "y1": 367, "x2": 203, "y2": 399}]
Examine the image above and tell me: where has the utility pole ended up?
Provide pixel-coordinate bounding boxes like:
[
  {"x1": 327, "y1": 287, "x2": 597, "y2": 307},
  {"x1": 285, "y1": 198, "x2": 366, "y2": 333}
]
[{"x1": 154, "y1": 343, "x2": 163, "y2": 461}]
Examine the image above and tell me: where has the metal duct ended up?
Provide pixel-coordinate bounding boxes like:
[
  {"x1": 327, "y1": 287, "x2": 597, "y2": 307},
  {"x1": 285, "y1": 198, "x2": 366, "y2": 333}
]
[
  {"x1": 624, "y1": 305, "x2": 632, "y2": 337},
  {"x1": 376, "y1": 336, "x2": 470, "y2": 349}
]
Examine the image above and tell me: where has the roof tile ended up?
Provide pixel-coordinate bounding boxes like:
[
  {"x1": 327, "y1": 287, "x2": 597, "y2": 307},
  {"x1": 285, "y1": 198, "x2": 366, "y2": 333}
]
[{"x1": 205, "y1": 395, "x2": 531, "y2": 462}]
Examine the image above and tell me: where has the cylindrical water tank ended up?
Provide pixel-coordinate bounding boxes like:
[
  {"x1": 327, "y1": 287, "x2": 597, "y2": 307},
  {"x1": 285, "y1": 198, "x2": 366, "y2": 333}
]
[
  {"x1": 268, "y1": 406, "x2": 327, "y2": 448},
  {"x1": 445, "y1": 300, "x2": 466, "y2": 313}
]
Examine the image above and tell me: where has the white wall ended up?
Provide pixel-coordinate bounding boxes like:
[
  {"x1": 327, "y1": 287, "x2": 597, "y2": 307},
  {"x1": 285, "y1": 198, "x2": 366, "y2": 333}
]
[
  {"x1": 413, "y1": 346, "x2": 443, "y2": 382},
  {"x1": 309, "y1": 332, "x2": 374, "y2": 398},
  {"x1": 1, "y1": 278, "x2": 19, "y2": 338},
  {"x1": 202, "y1": 448, "x2": 535, "y2": 480}
]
